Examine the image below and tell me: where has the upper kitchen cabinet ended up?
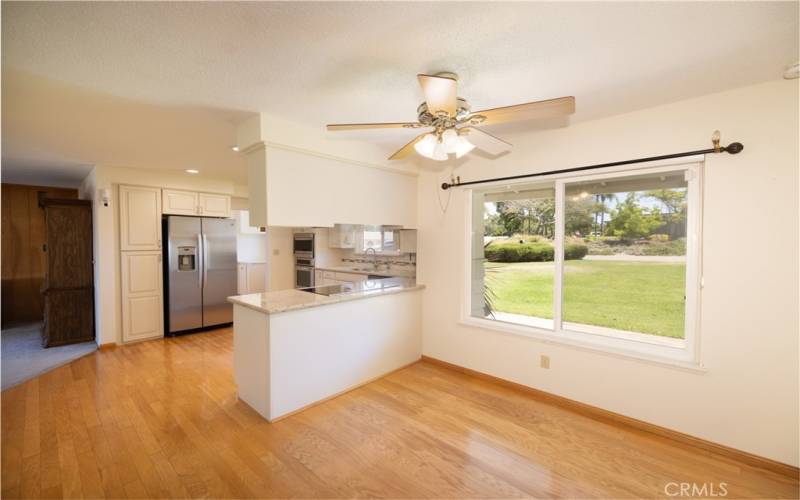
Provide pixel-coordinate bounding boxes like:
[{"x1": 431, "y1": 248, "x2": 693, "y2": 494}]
[
  {"x1": 399, "y1": 229, "x2": 417, "y2": 253},
  {"x1": 163, "y1": 189, "x2": 231, "y2": 218},
  {"x1": 329, "y1": 224, "x2": 356, "y2": 248},
  {"x1": 120, "y1": 185, "x2": 162, "y2": 251},
  {"x1": 162, "y1": 189, "x2": 199, "y2": 216},
  {"x1": 199, "y1": 193, "x2": 231, "y2": 217}
]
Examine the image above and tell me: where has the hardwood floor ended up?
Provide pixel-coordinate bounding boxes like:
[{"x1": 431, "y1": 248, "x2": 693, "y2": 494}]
[{"x1": 2, "y1": 328, "x2": 797, "y2": 499}]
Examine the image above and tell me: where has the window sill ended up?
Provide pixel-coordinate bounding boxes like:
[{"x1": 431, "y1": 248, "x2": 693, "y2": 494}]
[{"x1": 459, "y1": 316, "x2": 706, "y2": 373}]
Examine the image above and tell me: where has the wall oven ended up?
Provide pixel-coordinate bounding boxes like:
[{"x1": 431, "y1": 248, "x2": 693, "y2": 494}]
[
  {"x1": 293, "y1": 233, "x2": 315, "y2": 259},
  {"x1": 295, "y1": 257, "x2": 314, "y2": 288}
]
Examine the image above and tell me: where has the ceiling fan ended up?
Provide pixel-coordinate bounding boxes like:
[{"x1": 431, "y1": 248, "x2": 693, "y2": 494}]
[{"x1": 326, "y1": 72, "x2": 575, "y2": 161}]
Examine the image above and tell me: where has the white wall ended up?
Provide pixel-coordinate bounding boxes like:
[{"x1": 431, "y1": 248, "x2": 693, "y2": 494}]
[
  {"x1": 236, "y1": 234, "x2": 267, "y2": 263},
  {"x1": 417, "y1": 79, "x2": 799, "y2": 466},
  {"x1": 83, "y1": 165, "x2": 247, "y2": 346}
]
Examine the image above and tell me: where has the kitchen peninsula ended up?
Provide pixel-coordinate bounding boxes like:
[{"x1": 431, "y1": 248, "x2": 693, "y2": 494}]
[{"x1": 227, "y1": 277, "x2": 423, "y2": 421}]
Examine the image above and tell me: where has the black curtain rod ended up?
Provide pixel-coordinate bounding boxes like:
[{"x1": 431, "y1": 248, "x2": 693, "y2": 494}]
[{"x1": 440, "y1": 141, "x2": 744, "y2": 190}]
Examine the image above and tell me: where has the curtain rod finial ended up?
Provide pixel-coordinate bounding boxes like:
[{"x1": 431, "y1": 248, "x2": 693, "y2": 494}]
[{"x1": 725, "y1": 142, "x2": 744, "y2": 154}]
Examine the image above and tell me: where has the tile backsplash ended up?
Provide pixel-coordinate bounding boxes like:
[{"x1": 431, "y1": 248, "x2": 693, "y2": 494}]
[{"x1": 342, "y1": 254, "x2": 416, "y2": 268}]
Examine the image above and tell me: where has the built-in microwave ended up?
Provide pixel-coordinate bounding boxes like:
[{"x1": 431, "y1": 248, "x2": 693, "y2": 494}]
[{"x1": 293, "y1": 233, "x2": 314, "y2": 259}]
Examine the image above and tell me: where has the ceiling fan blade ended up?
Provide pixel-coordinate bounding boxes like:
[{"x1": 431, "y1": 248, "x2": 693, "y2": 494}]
[
  {"x1": 327, "y1": 122, "x2": 418, "y2": 131},
  {"x1": 459, "y1": 126, "x2": 512, "y2": 155},
  {"x1": 468, "y1": 96, "x2": 575, "y2": 126},
  {"x1": 418, "y1": 74, "x2": 457, "y2": 116},
  {"x1": 388, "y1": 132, "x2": 430, "y2": 160}
]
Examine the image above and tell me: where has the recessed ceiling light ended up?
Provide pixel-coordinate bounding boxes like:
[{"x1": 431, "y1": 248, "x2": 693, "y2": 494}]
[
  {"x1": 185, "y1": 169, "x2": 199, "y2": 174},
  {"x1": 231, "y1": 146, "x2": 240, "y2": 152}
]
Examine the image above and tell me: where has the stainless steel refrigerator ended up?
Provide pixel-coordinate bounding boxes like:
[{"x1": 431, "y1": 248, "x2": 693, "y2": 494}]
[{"x1": 163, "y1": 216, "x2": 237, "y2": 335}]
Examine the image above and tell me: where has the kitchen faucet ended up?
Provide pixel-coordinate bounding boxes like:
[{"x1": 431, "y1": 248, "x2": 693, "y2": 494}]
[{"x1": 365, "y1": 247, "x2": 379, "y2": 270}]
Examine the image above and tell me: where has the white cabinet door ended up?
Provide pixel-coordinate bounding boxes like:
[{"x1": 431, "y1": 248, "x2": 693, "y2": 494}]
[
  {"x1": 399, "y1": 229, "x2": 417, "y2": 253},
  {"x1": 237, "y1": 263, "x2": 248, "y2": 294},
  {"x1": 120, "y1": 185, "x2": 162, "y2": 251},
  {"x1": 163, "y1": 189, "x2": 199, "y2": 216},
  {"x1": 340, "y1": 225, "x2": 356, "y2": 248},
  {"x1": 199, "y1": 193, "x2": 231, "y2": 218},
  {"x1": 328, "y1": 224, "x2": 356, "y2": 248},
  {"x1": 246, "y1": 263, "x2": 266, "y2": 293},
  {"x1": 121, "y1": 251, "x2": 163, "y2": 342}
]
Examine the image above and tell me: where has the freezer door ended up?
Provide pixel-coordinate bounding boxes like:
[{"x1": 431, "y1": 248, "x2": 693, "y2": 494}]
[
  {"x1": 167, "y1": 216, "x2": 203, "y2": 333},
  {"x1": 202, "y1": 218, "x2": 237, "y2": 327}
]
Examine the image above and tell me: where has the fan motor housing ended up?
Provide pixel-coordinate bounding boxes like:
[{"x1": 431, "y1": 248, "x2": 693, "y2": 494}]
[{"x1": 417, "y1": 98, "x2": 471, "y2": 128}]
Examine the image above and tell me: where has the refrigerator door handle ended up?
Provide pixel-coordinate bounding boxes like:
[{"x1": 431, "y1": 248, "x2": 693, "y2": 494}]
[
  {"x1": 203, "y1": 233, "x2": 209, "y2": 288},
  {"x1": 197, "y1": 233, "x2": 203, "y2": 289}
]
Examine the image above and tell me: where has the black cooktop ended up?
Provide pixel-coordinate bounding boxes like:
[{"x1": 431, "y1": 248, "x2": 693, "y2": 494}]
[{"x1": 302, "y1": 283, "x2": 355, "y2": 296}]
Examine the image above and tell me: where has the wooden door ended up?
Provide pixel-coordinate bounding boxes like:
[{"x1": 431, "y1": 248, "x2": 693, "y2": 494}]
[
  {"x1": 41, "y1": 199, "x2": 94, "y2": 347},
  {"x1": 198, "y1": 193, "x2": 231, "y2": 217},
  {"x1": 121, "y1": 251, "x2": 163, "y2": 342},
  {"x1": 120, "y1": 185, "x2": 162, "y2": 251},
  {"x1": 162, "y1": 189, "x2": 199, "y2": 216}
]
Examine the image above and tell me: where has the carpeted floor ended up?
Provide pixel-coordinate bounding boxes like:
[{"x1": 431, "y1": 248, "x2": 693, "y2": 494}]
[{"x1": 1, "y1": 323, "x2": 96, "y2": 391}]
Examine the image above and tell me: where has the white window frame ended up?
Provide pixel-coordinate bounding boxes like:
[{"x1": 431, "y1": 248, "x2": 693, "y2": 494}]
[
  {"x1": 354, "y1": 225, "x2": 402, "y2": 255},
  {"x1": 461, "y1": 157, "x2": 704, "y2": 369}
]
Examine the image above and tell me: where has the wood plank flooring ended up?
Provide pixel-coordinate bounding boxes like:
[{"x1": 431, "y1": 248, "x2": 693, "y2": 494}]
[{"x1": 2, "y1": 328, "x2": 797, "y2": 499}]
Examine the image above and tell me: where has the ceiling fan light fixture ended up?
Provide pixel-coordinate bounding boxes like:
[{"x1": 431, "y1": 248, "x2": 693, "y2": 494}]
[
  {"x1": 431, "y1": 139, "x2": 448, "y2": 161},
  {"x1": 414, "y1": 133, "x2": 438, "y2": 158},
  {"x1": 441, "y1": 129, "x2": 459, "y2": 154},
  {"x1": 414, "y1": 133, "x2": 448, "y2": 160},
  {"x1": 327, "y1": 72, "x2": 574, "y2": 161},
  {"x1": 454, "y1": 135, "x2": 476, "y2": 159}
]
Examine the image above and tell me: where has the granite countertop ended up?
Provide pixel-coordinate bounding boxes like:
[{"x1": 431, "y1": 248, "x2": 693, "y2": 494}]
[
  {"x1": 314, "y1": 264, "x2": 416, "y2": 278},
  {"x1": 227, "y1": 277, "x2": 424, "y2": 315}
]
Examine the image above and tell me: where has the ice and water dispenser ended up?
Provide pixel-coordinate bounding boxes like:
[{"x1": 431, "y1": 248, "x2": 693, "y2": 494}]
[{"x1": 178, "y1": 246, "x2": 197, "y2": 271}]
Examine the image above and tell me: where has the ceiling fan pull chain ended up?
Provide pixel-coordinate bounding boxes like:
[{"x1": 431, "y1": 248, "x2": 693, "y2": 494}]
[{"x1": 437, "y1": 170, "x2": 456, "y2": 214}]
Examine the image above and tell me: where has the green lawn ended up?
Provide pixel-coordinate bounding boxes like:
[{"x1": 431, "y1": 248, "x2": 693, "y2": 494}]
[{"x1": 485, "y1": 260, "x2": 686, "y2": 338}]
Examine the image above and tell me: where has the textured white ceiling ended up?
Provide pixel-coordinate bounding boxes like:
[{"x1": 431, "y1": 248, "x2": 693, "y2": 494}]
[{"x1": 2, "y1": 1, "x2": 798, "y2": 183}]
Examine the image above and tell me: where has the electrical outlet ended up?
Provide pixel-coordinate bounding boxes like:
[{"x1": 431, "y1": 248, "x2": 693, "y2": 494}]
[{"x1": 540, "y1": 355, "x2": 550, "y2": 369}]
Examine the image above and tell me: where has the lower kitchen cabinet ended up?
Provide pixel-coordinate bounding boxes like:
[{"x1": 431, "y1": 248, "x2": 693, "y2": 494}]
[
  {"x1": 238, "y1": 262, "x2": 266, "y2": 294},
  {"x1": 121, "y1": 251, "x2": 163, "y2": 342}
]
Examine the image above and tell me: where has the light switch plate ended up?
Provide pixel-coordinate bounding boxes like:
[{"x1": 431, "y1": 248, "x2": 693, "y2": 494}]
[
  {"x1": 273, "y1": 249, "x2": 280, "y2": 256},
  {"x1": 540, "y1": 355, "x2": 550, "y2": 369}
]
